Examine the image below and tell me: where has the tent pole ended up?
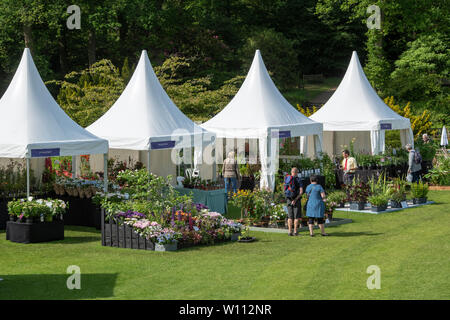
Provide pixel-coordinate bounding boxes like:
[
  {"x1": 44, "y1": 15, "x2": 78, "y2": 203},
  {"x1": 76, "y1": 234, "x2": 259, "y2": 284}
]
[
  {"x1": 147, "y1": 150, "x2": 151, "y2": 173},
  {"x1": 26, "y1": 158, "x2": 30, "y2": 198},
  {"x1": 103, "y1": 153, "x2": 108, "y2": 193},
  {"x1": 72, "y1": 155, "x2": 77, "y2": 178}
]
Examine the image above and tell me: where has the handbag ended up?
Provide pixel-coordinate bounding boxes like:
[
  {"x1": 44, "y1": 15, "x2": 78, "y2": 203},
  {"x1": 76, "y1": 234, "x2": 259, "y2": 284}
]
[{"x1": 406, "y1": 173, "x2": 413, "y2": 183}]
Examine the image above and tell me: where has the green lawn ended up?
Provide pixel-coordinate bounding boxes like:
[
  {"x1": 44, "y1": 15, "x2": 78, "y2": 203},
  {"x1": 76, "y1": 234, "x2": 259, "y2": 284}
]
[{"x1": 1, "y1": 191, "x2": 449, "y2": 300}]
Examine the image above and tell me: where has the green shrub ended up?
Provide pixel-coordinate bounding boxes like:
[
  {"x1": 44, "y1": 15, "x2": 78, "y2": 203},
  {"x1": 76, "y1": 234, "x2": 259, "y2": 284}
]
[{"x1": 410, "y1": 181, "x2": 429, "y2": 199}]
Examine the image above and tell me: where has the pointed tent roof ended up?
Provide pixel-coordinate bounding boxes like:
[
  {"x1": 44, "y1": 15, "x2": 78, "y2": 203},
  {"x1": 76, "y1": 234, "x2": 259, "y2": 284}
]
[
  {"x1": 0, "y1": 48, "x2": 108, "y2": 158},
  {"x1": 310, "y1": 51, "x2": 411, "y2": 131},
  {"x1": 87, "y1": 50, "x2": 208, "y2": 150},
  {"x1": 201, "y1": 50, "x2": 322, "y2": 139}
]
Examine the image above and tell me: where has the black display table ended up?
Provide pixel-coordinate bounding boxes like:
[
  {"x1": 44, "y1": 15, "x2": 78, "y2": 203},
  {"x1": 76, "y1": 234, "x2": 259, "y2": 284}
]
[
  {"x1": 55, "y1": 196, "x2": 101, "y2": 229},
  {"x1": 300, "y1": 175, "x2": 326, "y2": 190},
  {"x1": 6, "y1": 220, "x2": 64, "y2": 244}
]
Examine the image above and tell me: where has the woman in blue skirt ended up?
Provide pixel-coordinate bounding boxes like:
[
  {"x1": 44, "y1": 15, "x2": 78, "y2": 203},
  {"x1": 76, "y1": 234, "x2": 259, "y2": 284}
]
[{"x1": 305, "y1": 175, "x2": 329, "y2": 237}]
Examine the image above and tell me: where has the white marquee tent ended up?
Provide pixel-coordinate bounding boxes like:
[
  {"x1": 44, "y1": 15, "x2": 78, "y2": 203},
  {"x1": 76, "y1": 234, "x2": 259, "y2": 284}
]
[
  {"x1": 310, "y1": 51, "x2": 414, "y2": 155},
  {"x1": 201, "y1": 50, "x2": 323, "y2": 190},
  {"x1": 87, "y1": 50, "x2": 213, "y2": 176},
  {"x1": 0, "y1": 48, "x2": 109, "y2": 196}
]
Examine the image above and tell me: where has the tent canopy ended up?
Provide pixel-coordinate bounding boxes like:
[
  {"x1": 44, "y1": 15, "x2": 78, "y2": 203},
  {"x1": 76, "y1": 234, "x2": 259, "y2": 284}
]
[
  {"x1": 201, "y1": 50, "x2": 322, "y2": 139},
  {"x1": 87, "y1": 50, "x2": 208, "y2": 150},
  {"x1": 0, "y1": 48, "x2": 108, "y2": 159},
  {"x1": 310, "y1": 51, "x2": 411, "y2": 132}
]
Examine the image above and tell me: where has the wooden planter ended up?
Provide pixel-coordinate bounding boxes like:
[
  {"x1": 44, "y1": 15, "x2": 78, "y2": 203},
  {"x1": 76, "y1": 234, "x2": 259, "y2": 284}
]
[
  {"x1": 101, "y1": 210, "x2": 154, "y2": 250},
  {"x1": 6, "y1": 220, "x2": 64, "y2": 244}
]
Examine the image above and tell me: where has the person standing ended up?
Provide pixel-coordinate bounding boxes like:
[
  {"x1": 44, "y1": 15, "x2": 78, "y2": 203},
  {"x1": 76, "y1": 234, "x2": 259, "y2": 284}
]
[
  {"x1": 406, "y1": 144, "x2": 422, "y2": 183},
  {"x1": 284, "y1": 167, "x2": 304, "y2": 236},
  {"x1": 305, "y1": 175, "x2": 328, "y2": 237},
  {"x1": 223, "y1": 151, "x2": 239, "y2": 198},
  {"x1": 341, "y1": 149, "x2": 357, "y2": 185}
]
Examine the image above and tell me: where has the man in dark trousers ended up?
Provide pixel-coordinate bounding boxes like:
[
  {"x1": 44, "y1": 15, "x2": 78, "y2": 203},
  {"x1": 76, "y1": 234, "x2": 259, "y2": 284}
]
[{"x1": 285, "y1": 167, "x2": 304, "y2": 236}]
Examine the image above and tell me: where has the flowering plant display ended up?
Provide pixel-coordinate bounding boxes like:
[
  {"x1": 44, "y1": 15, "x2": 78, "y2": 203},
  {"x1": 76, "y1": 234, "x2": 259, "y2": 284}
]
[
  {"x1": 95, "y1": 169, "x2": 243, "y2": 249},
  {"x1": 269, "y1": 203, "x2": 287, "y2": 222},
  {"x1": 345, "y1": 179, "x2": 370, "y2": 203},
  {"x1": 53, "y1": 176, "x2": 104, "y2": 198},
  {"x1": 8, "y1": 197, "x2": 68, "y2": 219}
]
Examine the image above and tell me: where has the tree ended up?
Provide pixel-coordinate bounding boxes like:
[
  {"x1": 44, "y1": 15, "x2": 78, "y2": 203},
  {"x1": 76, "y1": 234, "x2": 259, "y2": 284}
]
[
  {"x1": 239, "y1": 28, "x2": 298, "y2": 89},
  {"x1": 48, "y1": 59, "x2": 125, "y2": 127}
]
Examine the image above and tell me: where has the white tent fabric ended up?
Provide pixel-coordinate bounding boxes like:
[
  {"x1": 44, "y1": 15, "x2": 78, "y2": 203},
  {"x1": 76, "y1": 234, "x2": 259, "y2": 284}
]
[
  {"x1": 310, "y1": 51, "x2": 413, "y2": 154},
  {"x1": 201, "y1": 50, "x2": 323, "y2": 190},
  {"x1": 0, "y1": 48, "x2": 108, "y2": 159},
  {"x1": 87, "y1": 50, "x2": 209, "y2": 151},
  {"x1": 441, "y1": 126, "x2": 448, "y2": 147}
]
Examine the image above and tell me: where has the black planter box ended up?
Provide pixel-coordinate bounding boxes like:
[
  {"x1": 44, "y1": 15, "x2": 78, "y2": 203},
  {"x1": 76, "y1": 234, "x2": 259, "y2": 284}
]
[
  {"x1": 101, "y1": 210, "x2": 154, "y2": 250},
  {"x1": 370, "y1": 205, "x2": 387, "y2": 212},
  {"x1": 350, "y1": 202, "x2": 365, "y2": 211},
  {"x1": 6, "y1": 220, "x2": 64, "y2": 244},
  {"x1": 390, "y1": 200, "x2": 403, "y2": 208},
  {"x1": 413, "y1": 197, "x2": 428, "y2": 204}
]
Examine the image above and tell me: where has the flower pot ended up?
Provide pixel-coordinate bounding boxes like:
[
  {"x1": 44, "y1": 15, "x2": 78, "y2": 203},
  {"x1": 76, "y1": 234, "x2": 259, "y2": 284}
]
[
  {"x1": 370, "y1": 204, "x2": 387, "y2": 212},
  {"x1": 155, "y1": 241, "x2": 178, "y2": 252},
  {"x1": 413, "y1": 197, "x2": 427, "y2": 204},
  {"x1": 26, "y1": 218, "x2": 34, "y2": 224},
  {"x1": 390, "y1": 200, "x2": 402, "y2": 208},
  {"x1": 231, "y1": 232, "x2": 241, "y2": 241},
  {"x1": 350, "y1": 202, "x2": 365, "y2": 211}
]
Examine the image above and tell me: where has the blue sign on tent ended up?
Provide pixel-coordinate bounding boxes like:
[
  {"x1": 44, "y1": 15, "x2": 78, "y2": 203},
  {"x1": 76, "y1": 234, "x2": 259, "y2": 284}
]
[
  {"x1": 31, "y1": 148, "x2": 60, "y2": 157},
  {"x1": 151, "y1": 141, "x2": 176, "y2": 150},
  {"x1": 271, "y1": 130, "x2": 291, "y2": 138},
  {"x1": 380, "y1": 123, "x2": 392, "y2": 130}
]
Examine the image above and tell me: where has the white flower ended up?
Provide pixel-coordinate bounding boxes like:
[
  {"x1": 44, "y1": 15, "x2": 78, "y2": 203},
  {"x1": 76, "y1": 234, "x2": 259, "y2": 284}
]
[{"x1": 28, "y1": 196, "x2": 33, "y2": 201}]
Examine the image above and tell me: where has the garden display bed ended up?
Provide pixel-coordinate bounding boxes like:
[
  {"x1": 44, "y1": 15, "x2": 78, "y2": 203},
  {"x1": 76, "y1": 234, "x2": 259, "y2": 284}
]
[
  {"x1": 101, "y1": 210, "x2": 241, "y2": 251},
  {"x1": 6, "y1": 220, "x2": 64, "y2": 243},
  {"x1": 335, "y1": 200, "x2": 435, "y2": 214},
  {"x1": 102, "y1": 219, "x2": 155, "y2": 250},
  {"x1": 249, "y1": 218, "x2": 353, "y2": 233}
]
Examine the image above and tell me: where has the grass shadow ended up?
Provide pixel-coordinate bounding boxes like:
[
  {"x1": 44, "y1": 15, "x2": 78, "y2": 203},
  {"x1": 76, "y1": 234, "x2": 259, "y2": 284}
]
[
  {"x1": 327, "y1": 231, "x2": 383, "y2": 237},
  {"x1": 64, "y1": 225, "x2": 101, "y2": 234},
  {"x1": 0, "y1": 273, "x2": 118, "y2": 300},
  {"x1": 58, "y1": 236, "x2": 101, "y2": 244}
]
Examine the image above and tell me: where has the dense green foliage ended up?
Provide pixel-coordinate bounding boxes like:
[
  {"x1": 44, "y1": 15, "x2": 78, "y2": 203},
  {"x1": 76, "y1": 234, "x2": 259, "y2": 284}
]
[{"x1": 0, "y1": 1, "x2": 447, "y2": 126}]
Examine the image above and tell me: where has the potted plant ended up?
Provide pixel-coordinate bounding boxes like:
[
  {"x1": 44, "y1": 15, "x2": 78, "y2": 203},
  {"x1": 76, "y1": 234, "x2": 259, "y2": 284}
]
[
  {"x1": 346, "y1": 181, "x2": 370, "y2": 210},
  {"x1": 368, "y1": 193, "x2": 389, "y2": 212},
  {"x1": 154, "y1": 229, "x2": 180, "y2": 252},
  {"x1": 238, "y1": 224, "x2": 255, "y2": 242},
  {"x1": 411, "y1": 181, "x2": 429, "y2": 204},
  {"x1": 388, "y1": 182, "x2": 407, "y2": 208},
  {"x1": 327, "y1": 191, "x2": 347, "y2": 208}
]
